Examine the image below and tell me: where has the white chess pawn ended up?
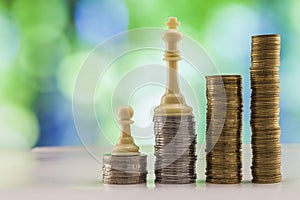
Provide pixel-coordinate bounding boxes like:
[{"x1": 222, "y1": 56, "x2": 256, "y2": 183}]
[{"x1": 112, "y1": 106, "x2": 140, "y2": 156}]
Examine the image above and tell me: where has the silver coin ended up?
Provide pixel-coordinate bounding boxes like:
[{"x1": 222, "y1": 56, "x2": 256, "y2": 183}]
[
  {"x1": 154, "y1": 115, "x2": 197, "y2": 184},
  {"x1": 102, "y1": 154, "x2": 148, "y2": 185}
]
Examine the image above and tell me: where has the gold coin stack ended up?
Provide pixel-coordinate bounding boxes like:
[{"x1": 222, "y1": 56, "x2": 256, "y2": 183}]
[
  {"x1": 205, "y1": 75, "x2": 243, "y2": 184},
  {"x1": 250, "y1": 34, "x2": 282, "y2": 184}
]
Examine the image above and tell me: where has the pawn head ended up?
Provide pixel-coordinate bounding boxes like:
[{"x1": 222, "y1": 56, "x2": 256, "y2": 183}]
[{"x1": 118, "y1": 105, "x2": 134, "y2": 120}]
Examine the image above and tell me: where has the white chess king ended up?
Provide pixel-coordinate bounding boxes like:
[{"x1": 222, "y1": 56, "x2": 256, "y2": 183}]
[{"x1": 154, "y1": 17, "x2": 193, "y2": 116}]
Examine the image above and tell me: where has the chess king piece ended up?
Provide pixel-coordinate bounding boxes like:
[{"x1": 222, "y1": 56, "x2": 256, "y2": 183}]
[
  {"x1": 102, "y1": 106, "x2": 147, "y2": 185},
  {"x1": 112, "y1": 106, "x2": 140, "y2": 155},
  {"x1": 154, "y1": 17, "x2": 193, "y2": 116},
  {"x1": 153, "y1": 17, "x2": 197, "y2": 184}
]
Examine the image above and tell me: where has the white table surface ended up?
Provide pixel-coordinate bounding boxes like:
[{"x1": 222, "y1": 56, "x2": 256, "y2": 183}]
[{"x1": 0, "y1": 144, "x2": 299, "y2": 200}]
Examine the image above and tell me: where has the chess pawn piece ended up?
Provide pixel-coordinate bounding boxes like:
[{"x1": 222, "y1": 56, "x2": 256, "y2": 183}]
[
  {"x1": 112, "y1": 106, "x2": 140, "y2": 156},
  {"x1": 102, "y1": 105, "x2": 147, "y2": 184}
]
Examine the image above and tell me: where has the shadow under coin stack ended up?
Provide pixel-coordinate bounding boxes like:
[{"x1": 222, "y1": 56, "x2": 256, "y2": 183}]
[
  {"x1": 102, "y1": 106, "x2": 147, "y2": 185},
  {"x1": 153, "y1": 17, "x2": 197, "y2": 184},
  {"x1": 205, "y1": 75, "x2": 243, "y2": 184},
  {"x1": 250, "y1": 34, "x2": 282, "y2": 184}
]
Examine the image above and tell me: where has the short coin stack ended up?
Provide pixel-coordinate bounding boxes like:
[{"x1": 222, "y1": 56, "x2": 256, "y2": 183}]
[
  {"x1": 205, "y1": 75, "x2": 243, "y2": 184},
  {"x1": 250, "y1": 34, "x2": 282, "y2": 184},
  {"x1": 102, "y1": 154, "x2": 147, "y2": 184},
  {"x1": 154, "y1": 116, "x2": 197, "y2": 184}
]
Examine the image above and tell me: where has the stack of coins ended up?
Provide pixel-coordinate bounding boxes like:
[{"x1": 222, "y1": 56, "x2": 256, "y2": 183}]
[
  {"x1": 102, "y1": 154, "x2": 147, "y2": 184},
  {"x1": 154, "y1": 116, "x2": 197, "y2": 184},
  {"x1": 205, "y1": 75, "x2": 243, "y2": 184},
  {"x1": 250, "y1": 34, "x2": 282, "y2": 184}
]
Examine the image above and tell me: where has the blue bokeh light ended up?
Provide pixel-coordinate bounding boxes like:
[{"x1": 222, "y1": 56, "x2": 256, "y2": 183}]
[{"x1": 75, "y1": 0, "x2": 128, "y2": 44}]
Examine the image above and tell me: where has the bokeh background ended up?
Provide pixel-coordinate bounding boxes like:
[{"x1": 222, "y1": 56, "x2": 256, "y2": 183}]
[{"x1": 0, "y1": 0, "x2": 299, "y2": 149}]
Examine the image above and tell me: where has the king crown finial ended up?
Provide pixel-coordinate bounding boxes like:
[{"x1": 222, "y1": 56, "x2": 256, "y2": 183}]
[{"x1": 166, "y1": 17, "x2": 180, "y2": 29}]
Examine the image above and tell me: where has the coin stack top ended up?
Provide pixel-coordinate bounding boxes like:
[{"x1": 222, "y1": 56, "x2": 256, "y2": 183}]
[
  {"x1": 250, "y1": 34, "x2": 282, "y2": 184},
  {"x1": 205, "y1": 75, "x2": 243, "y2": 184}
]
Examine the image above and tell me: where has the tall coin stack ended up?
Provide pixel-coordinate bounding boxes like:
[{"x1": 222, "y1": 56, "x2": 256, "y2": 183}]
[
  {"x1": 250, "y1": 34, "x2": 282, "y2": 184},
  {"x1": 153, "y1": 17, "x2": 197, "y2": 184},
  {"x1": 205, "y1": 75, "x2": 243, "y2": 184},
  {"x1": 154, "y1": 116, "x2": 197, "y2": 184},
  {"x1": 102, "y1": 106, "x2": 147, "y2": 185}
]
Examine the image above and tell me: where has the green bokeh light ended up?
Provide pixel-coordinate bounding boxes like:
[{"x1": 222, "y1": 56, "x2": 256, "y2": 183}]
[
  {"x1": 0, "y1": 102, "x2": 39, "y2": 149},
  {"x1": 12, "y1": 0, "x2": 68, "y2": 30},
  {"x1": 56, "y1": 52, "x2": 90, "y2": 100},
  {"x1": 0, "y1": 12, "x2": 19, "y2": 68},
  {"x1": 0, "y1": 0, "x2": 299, "y2": 148}
]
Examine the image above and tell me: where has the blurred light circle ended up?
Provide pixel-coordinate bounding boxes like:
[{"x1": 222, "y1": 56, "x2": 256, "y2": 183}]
[
  {"x1": 128, "y1": 83, "x2": 164, "y2": 129},
  {"x1": 75, "y1": 0, "x2": 128, "y2": 44},
  {"x1": 12, "y1": 0, "x2": 68, "y2": 29},
  {"x1": 0, "y1": 13, "x2": 19, "y2": 68},
  {"x1": 56, "y1": 52, "x2": 90, "y2": 99},
  {"x1": 18, "y1": 28, "x2": 69, "y2": 78},
  {"x1": 290, "y1": 0, "x2": 300, "y2": 32},
  {"x1": 73, "y1": 28, "x2": 219, "y2": 162},
  {"x1": 204, "y1": 4, "x2": 260, "y2": 61},
  {"x1": 22, "y1": 24, "x2": 64, "y2": 43},
  {"x1": 0, "y1": 103, "x2": 39, "y2": 149}
]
